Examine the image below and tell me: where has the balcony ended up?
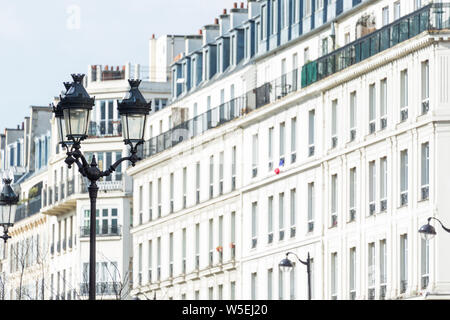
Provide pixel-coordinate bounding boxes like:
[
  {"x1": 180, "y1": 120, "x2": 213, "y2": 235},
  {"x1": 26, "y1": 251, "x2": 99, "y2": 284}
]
[
  {"x1": 349, "y1": 208, "x2": 356, "y2": 222},
  {"x1": 79, "y1": 177, "x2": 124, "y2": 193},
  {"x1": 79, "y1": 282, "x2": 121, "y2": 296},
  {"x1": 88, "y1": 120, "x2": 122, "y2": 138},
  {"x1": 302, "y1": 4, "x2": 445, "y2": 88},
  {"x1": 421, "y1": 275, "x2": 429, "y2": 289},
  {"x1": 380, "y1": 199, "x2": 387, "y2": 212},
  {"x1": 421, "y1": 185, "x2": 429, "y2": 200},
  {"x1": 422, "y1": 99, "x2": 430, "y2": 115},
  {"x1": 80, "y1": 224, "x2": 121, "y2": 238},
  {"x1": 400, "y1": 280, "x2": 408, "y2": 294}
]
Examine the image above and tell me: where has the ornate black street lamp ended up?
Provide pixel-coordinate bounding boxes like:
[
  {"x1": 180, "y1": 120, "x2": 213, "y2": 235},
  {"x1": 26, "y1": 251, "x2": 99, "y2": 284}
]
[
  {"x1": 53, "y1": 74, "x2": 151, "y2": 300},
  {"x1": 279, "y1": 252, "x2": 312, "y2": 300},
  {"x1": 419, "y1": 217, "x2": 450, "y2": 240},
  {"x1": 0, "y1": 178, "x2": 19, "y2": 242}
]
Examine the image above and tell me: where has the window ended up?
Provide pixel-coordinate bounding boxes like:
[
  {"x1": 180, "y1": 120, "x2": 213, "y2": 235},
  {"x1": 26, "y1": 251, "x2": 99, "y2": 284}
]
[
  {"x1": 349, "y1": 247, "x2": 356, "y2": 300},
  {"x1": 279, "y1": 270, "x2": 284, "y2": 300},
  {"x1": 138, "y1": 243, "x2": 143, "y2": 285},
  {"x1": 380, "y1": 157, "x2": 388, "y2": 211},
  {"x1": 308, "y1": 110, "x2": 315, "y2": 156},
  {"x1": 157, "y1": 237, "x2": 161, "y2": 281},
  {"x1": 218, "y1": 216, "x2": 223, "y2": 263},
  {"x1": 268, "y1": 127, "x2": 274, "y2": 170},
  {"x1": 331, "y1": 100, "x2": 338, "y2": 148},
  {"x1": 183, "y1": 167, "x2": 187, "y2": 208},
  {"x1": 380, "y1": 79, "x2": 387, "y2": 129},
  {"x1": 290, "y1": 268, "x2": 295, "y2": 299},
  {"x1": 148, "y1": 240, "x2": 152, "y2": 283},
  {"x1": 231, "y1": 211, "x2": 236, "y2": 259},
  {"x1": 231, "y1": 282, "x2": 236, "y2": 300},
  {"x1": 422, "y1": 61, "x2": 429, "y2": 114},
  {"x1": 369, "y1": 161, "x2": 376, "y2": 216},
  {"x1": 251, "y1": 272, "x2": 257, "y2": 300},
  {"x1": 349, "y1": 168, "x2": 356, "y2": 221},
  {"x1": 369, "y1": 84, "x2": 376, "y2": 133},
  {"x1": 400, "y1": 150, "x2": 408, "y2": 206},
  {"x1": 400, "y1": 234, "x2": 408, "y2": 293},
  {"x1": 169, "y1": 233, "x2": 174, "y2": 277},
  {"x1": 148, "y1": 182, "x2": 153, "y2": 221},
  {"x1": 182, "y1": 228, "x2": 186, "y2": 273},
  {"x1": 196, "y1": 162, "x2": 200, "y2": 204},
  {"x1": 252, "y1": 202, "x2": 258, "y2": 248},
  {"x1": 279, "y1": 122, "x2": 285, "y2": 163},
  {"x1": 421, "y1": 143, "x2": 430, "y2": 200},
  {"x1": 304, "y1": 0, "x2": 311, "y2": 16},
  {"x1": 209, "y1": 287, "x2": 214, "y2": 299},
  {"x1": 368, "y1": 243, "x2": 376, "y2": 300},
  {"x1": 271, "y1": 0, "x2": 277, "y2": 35},
  {"x1": 252, "y1": 134, "x2": 258, "y2": 178},
  {"x1": 400, "y1": 70, "x2": 408, "y2": 121},
  {"x1": 349, "y1": 92, "x2": 356, "y2": 141},
  {"x1": 322, "y1": 38, "x2": 328, "y2": 56},
  {"x1": 209, "y1": 219, "x2": 214, "y2": 266},
  {"x1": 331, "y1": 252, "x2": 338, "y2": 300},
  {"x1": 304, "y1": 47, "x2": 310, "y2": 63},
  {"x1": 415, "y1": 0, "x2": 422, "y2": 10},
  {"x1": 394, "y1": 1, "x2": 401, "y2": 20},
  {"x1": 380, "y1": 239, "x2": 387, "y2": 299},
  {"x1": 268, "y1": 268, "x2": 273, "y2": 300},
  {"x1": 209, "y1": 156, "x2": 214, "y2": 198},
  {"x1": 232, "y1": 146, "x2": 236, "y2": 190},
  {"x1": 268, "y1": 196, "x2": 274, "y2": 244},
  {"x1": 308, "y1": 182, "x2": 315, "y2": 232},
  {"x1": 421, "y1": 238, "x2": 430, "y2": 289},
  {"x1": 290, "y1": 189, "x2": 296, "y2": 238},
  {"x1": 170, "y1": 173, "x2": 174, "y2": 213},
  {"x1": 195, "y1": 223, "x2": 200, "y2": 269},
  {"x1": 218, "y1": 284, "x2": 223, "y2": 300},
  {"x1": 279, "y1": 193, "x2": 285, "y2": 241},
  {"x1": 382, "y1": 6, "x2": 389, "y2": 26},
  {"x1": 331, "y1": 175, "x2": 338, "y2": 227},
  {"x1": 219, "y1": 151, "x2": 224, "y2": 195},
  {"x1": 291, "y1": 118, "x2": 297, "y2": 163},
  {"x1": 157, "y1": 178, "x2": 162, "y2": 218}
]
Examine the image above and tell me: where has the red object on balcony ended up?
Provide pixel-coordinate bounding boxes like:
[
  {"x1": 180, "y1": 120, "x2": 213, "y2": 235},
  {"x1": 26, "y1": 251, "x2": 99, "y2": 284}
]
[
  {"x1": 274, "y1": 168, "x2": 280, "y2": 175},
  {"x1": 216, "y1": 246, "x2": 223, "y2": 252},
  {"x1": 229, "y1": 242, "x2": 235, "y2": 249}
]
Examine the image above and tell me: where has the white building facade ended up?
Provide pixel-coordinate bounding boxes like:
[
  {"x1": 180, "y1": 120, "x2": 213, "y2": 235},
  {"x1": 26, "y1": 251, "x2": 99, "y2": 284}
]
[{"x1": 129, "y1": 0, "x2": 450, "y2": 300}]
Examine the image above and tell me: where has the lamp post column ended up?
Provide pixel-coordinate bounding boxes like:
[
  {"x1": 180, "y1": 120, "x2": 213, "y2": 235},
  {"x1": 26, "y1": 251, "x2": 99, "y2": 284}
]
[
  {"x1": 88, "y1": 181, "x2": 99, "y2": 300},
  {"x1": 306, "y1": 252, "x2": 311, "y2": 300}
]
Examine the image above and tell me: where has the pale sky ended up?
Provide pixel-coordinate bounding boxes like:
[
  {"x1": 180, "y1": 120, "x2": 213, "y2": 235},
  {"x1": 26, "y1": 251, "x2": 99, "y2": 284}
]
[{"x1": 0, "y1": 0, "x2": 240, "y2": 132}]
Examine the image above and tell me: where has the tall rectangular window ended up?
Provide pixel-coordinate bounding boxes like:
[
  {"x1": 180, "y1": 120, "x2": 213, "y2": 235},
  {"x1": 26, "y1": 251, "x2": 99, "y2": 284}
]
[
  {"x1": 157, "y1": 237, "x2": 161, "y2": 281},
  {"x1": 291, "y1": 118, "x2": 297, "y2": 163},
  {"x1": 138, "y1": 243, "x2": 143, "y2": 285},
  {"x1": 349, "y1": 168, "x2": 356, "y2": 221},
  {"x1": 290, "y1": 189, "x2": 296, "y2": 238},
  {"x1": 218, "y1": 216, "x2": 223, "y2": 263},
  {"x1": 421, "y1": 142, "x2": 430, "y2": 200},
  {"x1": 196, "y1": 162, "x2": 201, "y2": 204},
  {"x1": 232, "y1": 146, "x2": 236, "y2": 190},
  {"x1": 279, "y1": 122, "x2": 285, "y2": 162},
  {"x1": 331, "y1": 175, "x2": 338, "y2": 227},
  {"x1": 195, "y1": 223, "x2": 200, "y2": 269},
  {"x1": 279, "y1": 193, "x2": 285, "y2": 241},
  {"x1": 369, "y1": 161, "x2": 376, "y2": 216},
  {"x1": 149, "y1": 182, "x2": 153, "y2": 221},
  {"x1": 219, "y1": 152, "x2": 224, "y2": 195},
  {"x1": 308, "y1": 110, "x2": 315, "y2": 156},
  {"x1": 368, "y1": 243, "x2": 376, "y2": 300},
  {"x1": 290, "y1": 269, "x2": 295, "y2": 300},
  {"x1": 349, "y1": 247, "x2": 356, "y2": 300},
  {"x1": 369, "y1": 84, "x2": 376, "y2": 133},
  {"x1": 380, "y1": 239, "x2": 387, "y2": 299},
  {"x1": 421, "y1": 238, "x2": 430, "y2": 289},
  {"x1": 231, "y1": 211, "x2": 236, "y2": 259},
  {"x1": 394, "y1": 1, "x2": 401, "y2": 20},
  {"x1": 268, "y1": 127, "x2": 274, "y2": 170},
  {"x1": 183, "y1": 167, "x2": 187, "y2": 208},
  {"x1": 231, "y1": 282, "x2": 236, "y2": 300},
  {"x1": 169, "y1": 233, "x2": 174, "y2": 277},
  {"x1": 148, "y1": 240, "x2": 152, "y2": 283},
  {"x1": 209, "y1": 219, "x2": 214, "y2": 266},
  {"x1": 170, "y1": 173, "x2": 174, "y2": 213},
  {"x1": 252, "y1": 202, "x2": 258, "y2": 248},
  {"x1": 308, "y1": 182, "x2": 315, "y2": 232},
  {"x1": 400, "y1": 70, "x2": 408, "y2": 121},
  {"x1": 278, "y1": 270, "x2": 284, "y2": 300},
  {"x1": 209, "y1": 156, "x2": 214, "y2": 198},
  {"x1": 268, "y1": 268, "x2": 273, "y2": 300},
  {"x1": 380, "y1": 79, "x2": 387, "y2": 129},
  {"x1": 252, "y1": 134, "x2": 258, "y2": 178},
  {"x1": 400, "y1": 150, "x2": 408, "y2": 206},
  {"x1": 251, "y1": 272, "x2": 257, "y2": 300},
  {"x1": 382, "y1": 6, "x2": 390, "y2": 26},
  {"x1": 350, "y1": 92, "x2": 356, "y2": 141},
  {"x1": 182, "y1": 228, "x2": 187, "y2": 274},
  {"x1": 400, "y1": 234, "x2": 408, "y2": 293},
  {"x1": 422, "y1": 61, "x2": 429, "y2": 114},
  {"x1": 331, "y1": 252, "x2": 338, "y2": 300},
  {"x1": 380, "y1": 157, "x2": 388, "y2": 212},
  {"x1": 157, "y1": 178, "x2": 162, "y2": 218},
  {"x1": 268, "y1": 196, "x2": 274, "y2": 244},
  {"x1": 331, "y1": 100, "x2": 338, "y2": 148}
]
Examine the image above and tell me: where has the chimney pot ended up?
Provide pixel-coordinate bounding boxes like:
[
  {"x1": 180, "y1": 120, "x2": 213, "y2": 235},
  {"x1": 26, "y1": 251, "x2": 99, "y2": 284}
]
[
  {"x1": 152, "y1": 34, "x2": 155, "y2": 39},
  {"x1": 199, "y1": 29, "x2": 203, "y2": 35},
  {"x1": 234, "y1": 2, "x2": 238, "y2": 8},
  {"x1": 223, "y1": 9, "x2": 227, "y2": 14},
  {"x1": 241, "y1": 2, "x2": 244, "y2": 8},
  {"x1": 214, "y1": 18, "x2": 219, "y2": 24}
]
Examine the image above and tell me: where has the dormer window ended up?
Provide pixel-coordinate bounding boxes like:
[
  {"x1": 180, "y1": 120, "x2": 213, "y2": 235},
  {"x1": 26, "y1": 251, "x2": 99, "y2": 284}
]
[{"x1": 230, "y1": 35, "x2": 235, "y2": 66}]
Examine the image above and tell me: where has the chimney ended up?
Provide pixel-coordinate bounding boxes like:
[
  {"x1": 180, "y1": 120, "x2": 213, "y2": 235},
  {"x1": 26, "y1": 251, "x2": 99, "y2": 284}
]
[
  {"x1": 21, "y1": 122, "x2": 24, "y2": 130},
  {"x1": 219, "y1": 10, "x2": 231, "y2": 36},
  {"x1": 199, "y1": 29, "x2": 203, "y2": 35},
  {"x1": 241, "y1": 2, "x2": 244, "y2": 8},
  {"x1": 247, "y1": 0, "x2": 261, "y2": 18},
  {"x1": 223, "y1": 9, "x2": 227, "y2": 14},
  {"x1": 152, "y1": 34, "x2": 155, "y2": 39},
  {"x1": 214, "y1": 18, "x2": 219, "y2": 24},
  {"x1": 234, "y1": 2, "x2": 238, "y2": 8}
]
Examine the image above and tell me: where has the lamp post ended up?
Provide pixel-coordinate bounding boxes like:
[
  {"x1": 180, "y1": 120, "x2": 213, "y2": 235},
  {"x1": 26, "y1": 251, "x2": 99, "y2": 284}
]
[
  {"x1": 419, "y1": 217, "x2": 450, "y2": 240},
  {"x1": 53, "y1": 74, "x2": 151, "y2": 300},
  {"x1": 279, "y1": 251, "x2": 311, "y2": 300},
  {"x1": 0, "y1": 178, "x2": 19, "y2": 242}
]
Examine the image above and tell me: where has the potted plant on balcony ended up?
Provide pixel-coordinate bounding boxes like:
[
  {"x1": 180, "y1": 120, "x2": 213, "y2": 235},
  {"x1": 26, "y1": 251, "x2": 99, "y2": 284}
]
[{"x1": 216, "y1": 245, "x2": 223, "y2": 252}]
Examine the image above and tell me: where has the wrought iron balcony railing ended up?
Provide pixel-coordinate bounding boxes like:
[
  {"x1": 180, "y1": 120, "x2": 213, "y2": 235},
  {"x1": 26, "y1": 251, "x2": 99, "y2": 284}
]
[
  {"x1": 79, "y1": 282, "x2": 121, "y2": 296},
  {"x1": 88, "y1": 120, "x2": 122, "y2": 138},
  {"x1": 80, "y1": 225, "x2": 121, "y2": 237}
]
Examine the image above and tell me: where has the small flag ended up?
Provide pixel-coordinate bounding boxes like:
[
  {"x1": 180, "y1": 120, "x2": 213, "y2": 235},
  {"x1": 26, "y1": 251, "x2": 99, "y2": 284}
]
[{"x1": 279, "y1": 158, "x2": 285, "y2": 167}]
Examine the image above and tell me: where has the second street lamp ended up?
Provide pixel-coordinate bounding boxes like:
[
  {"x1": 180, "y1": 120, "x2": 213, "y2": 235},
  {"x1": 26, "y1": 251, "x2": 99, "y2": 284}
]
[
  {"x1": 419, "y1": 217, "x2": 450, "y2": 240},
  {"x1": 53, "y1": 74, "x2": 151, "y2": 300},
  {"x1": 0, "y1": 177, "x2": 19, "y2": 243},
  {"x1": 279, "y1": 251, "x2": 312, "y2": 300}
]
